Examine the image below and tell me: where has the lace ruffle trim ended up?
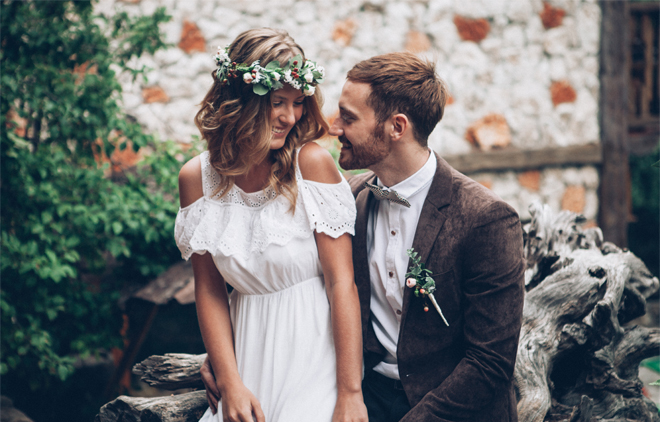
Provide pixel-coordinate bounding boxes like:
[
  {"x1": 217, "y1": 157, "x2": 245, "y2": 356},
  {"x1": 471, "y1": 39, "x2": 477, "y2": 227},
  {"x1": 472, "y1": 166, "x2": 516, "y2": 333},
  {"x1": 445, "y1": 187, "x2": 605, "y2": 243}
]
[{"x1": 174, "y1": 151, "x2": 356, "y2": 259}]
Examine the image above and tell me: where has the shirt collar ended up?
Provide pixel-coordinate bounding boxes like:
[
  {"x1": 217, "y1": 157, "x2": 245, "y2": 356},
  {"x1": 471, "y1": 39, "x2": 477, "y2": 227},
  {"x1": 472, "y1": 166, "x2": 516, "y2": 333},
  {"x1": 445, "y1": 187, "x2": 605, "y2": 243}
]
[{"x1": 377, "y1": 148, "x2": 436, "y2": 199}]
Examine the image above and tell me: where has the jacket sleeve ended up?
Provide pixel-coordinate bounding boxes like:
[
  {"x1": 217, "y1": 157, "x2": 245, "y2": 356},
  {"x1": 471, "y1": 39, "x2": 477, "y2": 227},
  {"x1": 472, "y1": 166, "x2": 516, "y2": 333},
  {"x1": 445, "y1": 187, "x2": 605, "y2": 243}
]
[{"x1": 402, "y1": 201, "x2": 525, "y2": 421}]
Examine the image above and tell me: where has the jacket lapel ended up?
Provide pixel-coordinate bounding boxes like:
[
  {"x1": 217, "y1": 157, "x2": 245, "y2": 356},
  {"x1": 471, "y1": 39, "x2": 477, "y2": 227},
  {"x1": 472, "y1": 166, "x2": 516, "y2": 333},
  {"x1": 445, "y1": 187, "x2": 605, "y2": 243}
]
[
  {"x1": 352, "y1": 173, "x2": 383, "y2": 354},
  {"x1": 399, "y1": 153, "x2": 453, "y2": 330}
]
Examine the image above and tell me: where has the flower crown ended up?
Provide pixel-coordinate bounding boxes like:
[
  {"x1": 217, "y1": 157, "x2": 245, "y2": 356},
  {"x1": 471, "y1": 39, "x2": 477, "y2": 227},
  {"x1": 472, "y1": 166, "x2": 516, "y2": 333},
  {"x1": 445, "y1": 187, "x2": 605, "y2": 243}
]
[{"x1": 214, "y1": 45, "x2": 325, "y2": 97}]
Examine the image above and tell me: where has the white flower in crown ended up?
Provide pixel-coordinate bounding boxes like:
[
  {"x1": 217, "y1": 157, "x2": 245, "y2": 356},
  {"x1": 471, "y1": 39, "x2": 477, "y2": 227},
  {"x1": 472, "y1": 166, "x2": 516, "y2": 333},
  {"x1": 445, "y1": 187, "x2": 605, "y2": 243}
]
[
  {"x1": 290, "y1": 79, "x2": 302, "y2": 90},
  {"x1": 251, "y1": 65, "x2": 265, "y2": 83},
  {"x1": 272, "y1": 72, "x2": 281, "y2": 81},
  {"x1": 243, "y1": 73, "x2": 254, "y2": 84},
  {"x1": 303, "y1": 84, "x2": 315, "y2": 96},
  {"x1": 316, "y1": 66, "x2": 325, "y2": 78},
  {"x1": 214, "y1": 46, "x2": 231, "y2": 66},
  {"x1": 304, "y1": 72, "x2": 314, "y2": 83}
]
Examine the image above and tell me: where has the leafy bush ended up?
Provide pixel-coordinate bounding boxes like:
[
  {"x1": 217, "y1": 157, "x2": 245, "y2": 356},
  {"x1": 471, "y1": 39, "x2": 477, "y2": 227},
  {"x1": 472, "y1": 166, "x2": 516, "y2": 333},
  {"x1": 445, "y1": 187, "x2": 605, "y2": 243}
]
[
  {"x1": 628, "y1": 145, "x2": 660, "y2": 278},
  {"x1": 0, "y1": 0, "x2": 199, "y2": 399}
]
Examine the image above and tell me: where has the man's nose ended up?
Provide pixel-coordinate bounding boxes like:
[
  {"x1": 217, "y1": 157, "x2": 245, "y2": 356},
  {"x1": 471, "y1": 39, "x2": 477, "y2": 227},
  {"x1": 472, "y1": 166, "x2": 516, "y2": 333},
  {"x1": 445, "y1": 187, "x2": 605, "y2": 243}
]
[{"x1": 328, "y1": 118, "x2": 342, "y2": 136}]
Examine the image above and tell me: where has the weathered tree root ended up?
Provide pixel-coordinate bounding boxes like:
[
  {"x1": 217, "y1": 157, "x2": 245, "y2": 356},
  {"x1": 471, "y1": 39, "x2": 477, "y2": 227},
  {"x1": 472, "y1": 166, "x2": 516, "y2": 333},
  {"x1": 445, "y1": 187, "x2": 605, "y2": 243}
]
[{"x1": 516, "y1": 203, "x2": 659, "y2": 422}]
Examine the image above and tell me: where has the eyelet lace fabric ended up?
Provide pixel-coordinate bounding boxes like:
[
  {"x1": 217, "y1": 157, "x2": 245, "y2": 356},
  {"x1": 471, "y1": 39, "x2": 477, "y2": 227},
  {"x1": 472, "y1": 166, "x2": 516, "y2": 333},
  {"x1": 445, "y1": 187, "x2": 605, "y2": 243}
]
[{"x1": 174, "y1": 149, "x2": 356, "y2": 260}]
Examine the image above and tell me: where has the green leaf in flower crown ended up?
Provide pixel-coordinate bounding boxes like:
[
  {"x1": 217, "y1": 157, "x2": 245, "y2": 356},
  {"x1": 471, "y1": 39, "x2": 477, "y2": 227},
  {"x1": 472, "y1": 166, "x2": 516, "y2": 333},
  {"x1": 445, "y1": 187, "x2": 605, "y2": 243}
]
[
  {"x1": 265, "y1": 60, "x2": 280, "y2": 70},
  {"x1": 253, "y1": 84, "x2": 269, "y2": 96},
  {"x1": 272, "y1": 80, "x2": 284, "y2": 90},
  {"x1": 312, "y1": 71, "x2": 322, "y2": 79},
  {"x1": 289, "y1": 54, "x2": 303, "y2": 68}
]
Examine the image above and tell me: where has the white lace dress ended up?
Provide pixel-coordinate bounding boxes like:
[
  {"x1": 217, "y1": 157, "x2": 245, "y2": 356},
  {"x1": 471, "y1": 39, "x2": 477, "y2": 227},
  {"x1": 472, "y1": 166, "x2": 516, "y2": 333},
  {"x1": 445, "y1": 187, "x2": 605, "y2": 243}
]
[{"x1": 174, "y1": 150, "x2": 356, "y2": 422}]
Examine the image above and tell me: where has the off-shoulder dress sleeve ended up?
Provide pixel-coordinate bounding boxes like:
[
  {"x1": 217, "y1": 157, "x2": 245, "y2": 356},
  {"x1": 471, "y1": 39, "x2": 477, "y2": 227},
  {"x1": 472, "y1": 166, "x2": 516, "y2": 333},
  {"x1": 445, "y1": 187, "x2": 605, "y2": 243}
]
[
  {"x1": 298, "y1": 177, "x2": 356, "y2": 238},
  {"x1": 174, "y1": 197, "x2": 210, "y2": 260}
]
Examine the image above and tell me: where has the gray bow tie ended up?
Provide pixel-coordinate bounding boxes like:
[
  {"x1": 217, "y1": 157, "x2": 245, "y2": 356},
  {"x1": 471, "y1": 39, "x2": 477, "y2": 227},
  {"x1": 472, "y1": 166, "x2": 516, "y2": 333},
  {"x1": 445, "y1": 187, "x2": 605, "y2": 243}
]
[{"x1": 365, "y1": 182, "x2": 411, "y2": 208}]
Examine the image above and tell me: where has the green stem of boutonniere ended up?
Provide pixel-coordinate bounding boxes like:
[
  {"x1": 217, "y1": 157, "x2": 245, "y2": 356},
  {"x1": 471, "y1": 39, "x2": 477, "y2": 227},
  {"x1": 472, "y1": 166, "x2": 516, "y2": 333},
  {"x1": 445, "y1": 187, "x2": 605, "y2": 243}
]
[{"x1": 405, "y1": 248, "x2": 449, "y2": 327}]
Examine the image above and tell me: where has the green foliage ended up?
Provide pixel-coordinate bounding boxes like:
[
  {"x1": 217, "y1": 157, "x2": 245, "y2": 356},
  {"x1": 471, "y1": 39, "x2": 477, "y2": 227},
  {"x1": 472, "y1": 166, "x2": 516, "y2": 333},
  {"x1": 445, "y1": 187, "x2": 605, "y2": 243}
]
[
  {"x1": 628, "y1": 145, "x2": 660, "y2": 277},
  {"x1": 0, "y1": 0, "x2": 195, "y2": 394}
]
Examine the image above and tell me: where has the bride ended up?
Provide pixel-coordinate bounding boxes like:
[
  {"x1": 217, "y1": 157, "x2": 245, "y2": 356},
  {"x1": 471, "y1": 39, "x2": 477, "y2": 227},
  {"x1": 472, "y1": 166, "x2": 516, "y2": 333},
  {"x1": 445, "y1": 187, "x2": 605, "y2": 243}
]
[{"x1": 175, "y1": 28, "x2": 368, "y2": 422}]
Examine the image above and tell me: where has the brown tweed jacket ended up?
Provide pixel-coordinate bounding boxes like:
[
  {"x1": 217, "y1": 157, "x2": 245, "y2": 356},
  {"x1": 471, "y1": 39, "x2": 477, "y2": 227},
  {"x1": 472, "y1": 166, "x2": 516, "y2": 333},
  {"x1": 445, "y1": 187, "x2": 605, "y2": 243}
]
[{"x1": 349, "y1": 153, "x2": 525, "y2": 422}]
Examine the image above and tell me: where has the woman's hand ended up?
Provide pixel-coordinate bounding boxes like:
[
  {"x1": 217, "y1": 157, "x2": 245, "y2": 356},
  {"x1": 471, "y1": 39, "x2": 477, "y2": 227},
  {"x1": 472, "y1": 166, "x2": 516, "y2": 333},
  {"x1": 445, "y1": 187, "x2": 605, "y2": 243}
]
[
  {"x1": 219, "y1": 381, "x2": 265, "y2": 422},
  {"x1": 332, "y1": 391, "x2": 368, "y2": 422},
  {"x1": 200, "y1": 356, "x2": 221, "y2": 414}
]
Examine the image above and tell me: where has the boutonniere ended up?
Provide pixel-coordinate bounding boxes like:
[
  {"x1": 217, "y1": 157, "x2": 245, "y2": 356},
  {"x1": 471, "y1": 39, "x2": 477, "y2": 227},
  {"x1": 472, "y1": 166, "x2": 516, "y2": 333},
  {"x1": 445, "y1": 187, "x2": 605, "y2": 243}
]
[{"x1": 405, "y1": 248, "x2": 449, "y2": 326}]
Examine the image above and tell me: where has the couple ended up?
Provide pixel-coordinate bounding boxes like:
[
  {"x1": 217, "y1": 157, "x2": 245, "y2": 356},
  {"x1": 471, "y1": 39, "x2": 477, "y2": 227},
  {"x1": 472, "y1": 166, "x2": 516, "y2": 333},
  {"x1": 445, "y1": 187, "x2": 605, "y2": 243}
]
[{"x1": 175, "y1": 28, "x2": 525, "y2": 422}]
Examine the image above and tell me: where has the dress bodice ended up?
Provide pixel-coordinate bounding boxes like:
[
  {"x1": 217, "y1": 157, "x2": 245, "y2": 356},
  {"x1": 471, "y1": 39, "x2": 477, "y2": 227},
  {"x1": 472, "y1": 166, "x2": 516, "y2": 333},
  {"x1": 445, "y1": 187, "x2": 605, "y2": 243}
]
[{"x1": 174, "y1": 148, "x2": 356, "y2": 294}]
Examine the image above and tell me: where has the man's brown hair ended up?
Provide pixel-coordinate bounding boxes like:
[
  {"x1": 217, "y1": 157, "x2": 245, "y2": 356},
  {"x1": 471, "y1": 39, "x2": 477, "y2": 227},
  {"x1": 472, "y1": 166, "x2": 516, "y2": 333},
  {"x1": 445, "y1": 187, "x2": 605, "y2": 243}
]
[{"x1": 346, "y1": 52, "x2": 448, "y2": 146}]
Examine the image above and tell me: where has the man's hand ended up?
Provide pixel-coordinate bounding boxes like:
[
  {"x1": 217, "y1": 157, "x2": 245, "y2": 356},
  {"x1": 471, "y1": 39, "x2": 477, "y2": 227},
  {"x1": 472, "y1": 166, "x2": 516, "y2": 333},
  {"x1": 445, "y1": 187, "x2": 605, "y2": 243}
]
[
  {"x1": 200, "y1": 356, "x2": 221, "y2": 414},
  {"x1": 332, "y1": 391, "x2": 369, "y2": 422}
]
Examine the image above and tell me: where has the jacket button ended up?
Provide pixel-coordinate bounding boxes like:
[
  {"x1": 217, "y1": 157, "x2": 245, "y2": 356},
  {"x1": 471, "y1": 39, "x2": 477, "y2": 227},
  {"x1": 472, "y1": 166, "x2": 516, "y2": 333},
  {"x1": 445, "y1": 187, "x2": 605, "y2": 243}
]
[
  {"x1": 396, "y1": 309, "x2": 402, "y2": 315},
  {"x1": 389, "y1": 271, "x2": 394, "y2": 277}
]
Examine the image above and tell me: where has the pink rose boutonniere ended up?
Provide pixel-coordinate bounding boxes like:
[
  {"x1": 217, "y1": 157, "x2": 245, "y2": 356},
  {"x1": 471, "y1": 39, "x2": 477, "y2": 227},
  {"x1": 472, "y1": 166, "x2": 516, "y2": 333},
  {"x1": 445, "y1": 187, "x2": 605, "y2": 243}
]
[{"x1": 405, "y1": 248, "x2": 449, "y2": 326}]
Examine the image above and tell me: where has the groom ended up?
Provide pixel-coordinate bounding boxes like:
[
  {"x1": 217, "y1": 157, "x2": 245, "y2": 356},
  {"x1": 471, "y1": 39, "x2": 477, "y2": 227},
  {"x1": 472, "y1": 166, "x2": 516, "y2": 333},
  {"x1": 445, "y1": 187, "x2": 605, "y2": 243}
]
[
  {"x1": 201, "y1": 52, "x2": 525, "y2": 421},
  {"x1": 329, "y1": 53, "x2": 525, "y2": 421}
]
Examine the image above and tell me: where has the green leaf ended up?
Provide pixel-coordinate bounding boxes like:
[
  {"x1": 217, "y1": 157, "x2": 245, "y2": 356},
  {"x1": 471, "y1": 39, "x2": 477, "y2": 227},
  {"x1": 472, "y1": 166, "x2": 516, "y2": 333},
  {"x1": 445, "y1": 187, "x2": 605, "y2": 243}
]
[
  {"x1": 253, "y1": 83, "x2": 269, "y2": 96},
  {"x1": 265, "y1": 60, "x2": 280, "y2": 70},
  {"x1": 111, "y1": 221, "x2": 123, "y2": 235}
]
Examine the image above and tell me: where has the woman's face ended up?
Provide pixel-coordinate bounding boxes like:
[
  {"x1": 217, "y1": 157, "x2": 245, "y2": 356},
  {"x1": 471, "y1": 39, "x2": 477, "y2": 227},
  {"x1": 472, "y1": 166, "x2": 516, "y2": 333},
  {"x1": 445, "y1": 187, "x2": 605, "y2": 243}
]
[{"x1": 269, "y1": 84, "x2": 305, "y2": 150}]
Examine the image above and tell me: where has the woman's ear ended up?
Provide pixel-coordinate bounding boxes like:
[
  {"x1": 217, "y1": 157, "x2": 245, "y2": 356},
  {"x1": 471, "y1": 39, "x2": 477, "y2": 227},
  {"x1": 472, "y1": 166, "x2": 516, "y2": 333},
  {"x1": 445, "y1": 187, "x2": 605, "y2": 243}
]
[{"x1": 390, "y1": 113, "x2": 409, "y2": 142}]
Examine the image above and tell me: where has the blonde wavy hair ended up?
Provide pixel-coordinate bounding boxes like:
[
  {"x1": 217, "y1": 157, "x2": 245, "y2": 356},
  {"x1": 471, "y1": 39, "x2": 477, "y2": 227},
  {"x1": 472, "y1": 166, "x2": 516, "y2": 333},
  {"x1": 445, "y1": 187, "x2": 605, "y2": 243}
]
[{"x1": 195, "y1": 28, "x2": 328, "y2": 209}]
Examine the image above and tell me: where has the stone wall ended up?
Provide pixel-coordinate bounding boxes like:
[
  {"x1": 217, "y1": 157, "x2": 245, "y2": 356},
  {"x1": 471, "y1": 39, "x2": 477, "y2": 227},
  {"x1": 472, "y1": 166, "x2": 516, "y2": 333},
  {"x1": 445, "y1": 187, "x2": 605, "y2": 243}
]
[{"x1": 97, "y1": 0, "x2": 602, "y2": 222}]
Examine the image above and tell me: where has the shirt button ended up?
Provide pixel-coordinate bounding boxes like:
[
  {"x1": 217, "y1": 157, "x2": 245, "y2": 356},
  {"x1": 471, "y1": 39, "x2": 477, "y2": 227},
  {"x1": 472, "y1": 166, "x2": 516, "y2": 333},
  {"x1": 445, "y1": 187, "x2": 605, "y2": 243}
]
[
  {"x1": 388, "y1": 271, "x2": 394, "y2": 277},
  {"x1": 391, "y1": 230, "x2": 396, "y2": 236},
  {"x1": 396, "y1": 309, "x2": 402, "y2": 315}
]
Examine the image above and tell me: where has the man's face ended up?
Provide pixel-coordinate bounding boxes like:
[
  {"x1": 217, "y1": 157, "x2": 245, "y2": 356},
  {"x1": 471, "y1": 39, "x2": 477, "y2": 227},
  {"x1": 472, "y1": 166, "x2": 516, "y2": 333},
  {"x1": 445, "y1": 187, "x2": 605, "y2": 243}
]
[{"x1": 329, "y1": 81, "x2": 390, "y2": 171}]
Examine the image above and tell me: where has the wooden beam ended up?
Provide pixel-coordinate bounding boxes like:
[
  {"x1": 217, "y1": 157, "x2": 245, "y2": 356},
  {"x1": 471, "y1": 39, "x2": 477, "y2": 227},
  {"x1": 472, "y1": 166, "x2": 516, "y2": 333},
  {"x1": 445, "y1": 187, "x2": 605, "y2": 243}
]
[
  {"x1": 442, "y1": 144, "x2": 602, "y2": 174},
  {"x1": 599, "y1": 0, "x2": 631, "y2": 248}
]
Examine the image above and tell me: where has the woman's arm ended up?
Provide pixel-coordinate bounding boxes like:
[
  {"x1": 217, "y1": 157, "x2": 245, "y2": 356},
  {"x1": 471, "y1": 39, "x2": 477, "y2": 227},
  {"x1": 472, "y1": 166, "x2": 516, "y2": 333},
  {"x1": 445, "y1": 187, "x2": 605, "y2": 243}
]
[
  {"x1": 299, "y1": 143, "x2": 368, "y2": 422},
  {"x1": 179, "y1": 158, "x2": 265, "y2": 422}
]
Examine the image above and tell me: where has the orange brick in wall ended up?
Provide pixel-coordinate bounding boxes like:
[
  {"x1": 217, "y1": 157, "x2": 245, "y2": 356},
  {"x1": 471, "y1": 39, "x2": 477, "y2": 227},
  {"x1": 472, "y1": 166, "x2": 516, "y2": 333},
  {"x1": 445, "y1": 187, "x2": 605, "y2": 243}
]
[
  {"x1": 465, "y1": 113, "x2": 511, "y2": 151},
  {"x1": 540, "y1": 2, "x2": 565, "y2": 30},
  {"x1": 518, "y1": 171, "x2": 541, "y2": 192},
  {"x1": 178, "y1": 20, "x2": 206, "y2": 54},
  {"x1": 453, "y1": 15, "x2": 490, "y2": 43},
  {"x1": 405, "y1": 31, "x2": 431, "y2": 53},
  {"x1": 332, "y1": 18, "x2": 357, "y2": 47},
  {"x1": 142, "y1": 86, "x2": 170, "y2": 104},
  {"x1": 561, "y1": 185, "x2": 586, "y2": 213},
  {"x1": 550, "y1": 81, "x2": 577, "y2": 106}
]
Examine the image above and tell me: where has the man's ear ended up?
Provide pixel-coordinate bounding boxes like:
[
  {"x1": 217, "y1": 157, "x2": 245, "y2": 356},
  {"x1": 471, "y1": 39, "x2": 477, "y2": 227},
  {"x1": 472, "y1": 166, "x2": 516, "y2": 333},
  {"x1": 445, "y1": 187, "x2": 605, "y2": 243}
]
[{"x1": 390, "y1": 113, "x2": 409, "y2": 142}]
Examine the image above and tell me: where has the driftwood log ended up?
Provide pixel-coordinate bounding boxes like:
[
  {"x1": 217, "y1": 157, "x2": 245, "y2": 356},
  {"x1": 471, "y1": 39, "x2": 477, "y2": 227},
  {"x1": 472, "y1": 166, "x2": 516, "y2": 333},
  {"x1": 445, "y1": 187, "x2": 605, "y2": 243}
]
[
  {"x1": 516, "y1": 203, "x2": 659, "y2": 422},
  {"x1": 96, "y1": 203, "x2": 659, "y2": 422}
]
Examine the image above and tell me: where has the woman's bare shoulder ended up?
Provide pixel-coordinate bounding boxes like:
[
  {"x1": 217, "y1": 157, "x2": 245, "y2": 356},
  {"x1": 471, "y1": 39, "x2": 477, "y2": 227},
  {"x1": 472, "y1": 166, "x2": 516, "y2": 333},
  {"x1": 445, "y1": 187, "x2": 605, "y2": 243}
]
[
  {"x1": 178, "y1": 155, "x2": 204, "y2": 207},
  {"x1": 298, "y1": 142, "x2": 342, "y2": 184}
]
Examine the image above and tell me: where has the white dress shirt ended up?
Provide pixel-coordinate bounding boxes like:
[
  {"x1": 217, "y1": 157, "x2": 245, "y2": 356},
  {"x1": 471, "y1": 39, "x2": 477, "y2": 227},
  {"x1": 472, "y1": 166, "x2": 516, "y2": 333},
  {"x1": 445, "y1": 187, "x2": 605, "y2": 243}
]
[{"x1": 367, "y1": 150, "x2": 436, "y2": 380}]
